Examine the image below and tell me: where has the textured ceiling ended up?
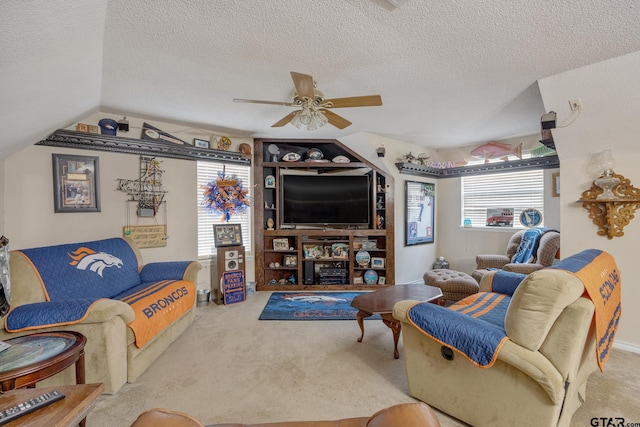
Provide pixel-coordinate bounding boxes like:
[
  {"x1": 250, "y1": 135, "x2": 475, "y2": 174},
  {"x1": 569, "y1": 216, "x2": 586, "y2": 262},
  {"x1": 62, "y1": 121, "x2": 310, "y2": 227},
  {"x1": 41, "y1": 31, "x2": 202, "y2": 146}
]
[{"x1": 2, "y1": 0, "x2": 640, "y2": 157}]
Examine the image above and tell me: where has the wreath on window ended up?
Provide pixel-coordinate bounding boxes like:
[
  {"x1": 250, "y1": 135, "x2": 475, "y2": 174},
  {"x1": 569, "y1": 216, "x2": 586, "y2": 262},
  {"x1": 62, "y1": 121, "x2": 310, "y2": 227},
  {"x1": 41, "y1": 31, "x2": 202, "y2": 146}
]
[{"x1": 201, "y1": 169, "x2": 251, "y2": 222}]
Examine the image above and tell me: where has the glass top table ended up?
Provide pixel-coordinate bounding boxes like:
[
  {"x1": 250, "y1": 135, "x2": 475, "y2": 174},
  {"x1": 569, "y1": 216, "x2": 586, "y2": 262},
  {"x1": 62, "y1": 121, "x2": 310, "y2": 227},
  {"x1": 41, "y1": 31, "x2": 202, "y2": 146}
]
[{"x1": 0, "y1": 331, "x2": 86, "y2": 392}]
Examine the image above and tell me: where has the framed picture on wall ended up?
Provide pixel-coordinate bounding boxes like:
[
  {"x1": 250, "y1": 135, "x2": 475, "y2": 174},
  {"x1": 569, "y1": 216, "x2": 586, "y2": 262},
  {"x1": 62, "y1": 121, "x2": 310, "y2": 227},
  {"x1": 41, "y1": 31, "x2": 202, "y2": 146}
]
[
  {"x1": 52, "y1": 153, "x2": 101, "y2": 213},
  {"x1": 405, "y1": 180, "x2": 434, "y2": 246}
]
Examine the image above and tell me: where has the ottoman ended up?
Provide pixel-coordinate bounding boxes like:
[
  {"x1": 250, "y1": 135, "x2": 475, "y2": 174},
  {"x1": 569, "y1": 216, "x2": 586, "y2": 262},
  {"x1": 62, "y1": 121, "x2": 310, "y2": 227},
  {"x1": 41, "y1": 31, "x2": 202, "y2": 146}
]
[{"x1": 423, "y1": 269, "x2": 479, "y2": 302}]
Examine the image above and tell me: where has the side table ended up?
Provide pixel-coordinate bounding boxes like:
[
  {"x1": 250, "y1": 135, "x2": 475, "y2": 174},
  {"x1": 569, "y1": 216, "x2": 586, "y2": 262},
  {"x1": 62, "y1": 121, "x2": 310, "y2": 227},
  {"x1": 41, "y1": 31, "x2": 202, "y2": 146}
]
[{"x1": 0, "y1": 331, "x2": 87, "y2": 392}]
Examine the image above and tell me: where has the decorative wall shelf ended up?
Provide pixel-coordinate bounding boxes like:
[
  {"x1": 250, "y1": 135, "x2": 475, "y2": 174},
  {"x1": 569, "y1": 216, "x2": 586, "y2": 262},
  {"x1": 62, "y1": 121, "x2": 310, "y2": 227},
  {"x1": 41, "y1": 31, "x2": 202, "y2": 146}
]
[
  {"x1": 578, "y1": 173, "x2": 640, "y2": 239},
  {"x1": 395, "y1": 155, "x2": 559, "y2": 178},
  {"x1": 36, "y1": 129, "x2": 251, "y2": 165}
]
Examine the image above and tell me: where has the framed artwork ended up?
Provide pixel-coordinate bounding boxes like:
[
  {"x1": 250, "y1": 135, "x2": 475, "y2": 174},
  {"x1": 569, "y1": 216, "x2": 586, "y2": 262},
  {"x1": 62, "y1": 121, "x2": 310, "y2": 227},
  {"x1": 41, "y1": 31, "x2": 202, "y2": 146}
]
[
  {"x1": 52, "y1": 154, "x2": 100, "y2": 213},
  {"x1": 552, "y1": 172, "x2": 560, "y2": 197},
  {"x1": 283, "y1": 254, "x2": 297, "y2": 267},
  {"x1": 265, "y1": 175, "x2": 276, "y2": 188},
  {"x1": 405, "y1": 181, "x2": 434, "y2": 246},
  {"x1": 371, "y1": 257, "x2": 385, "y2": 268},
  {"x1": 194, "y1": 138, "x2": 210, "y2": 149},
  {"x1": 213, "y1": 223, "x2": 243, "y2": 247},
  {"x1": 273, "y1": 238, "x2": 290, "y2": 251},
  {"x1": 378, "y1": 276, "x2": 386, "y2": 285}
]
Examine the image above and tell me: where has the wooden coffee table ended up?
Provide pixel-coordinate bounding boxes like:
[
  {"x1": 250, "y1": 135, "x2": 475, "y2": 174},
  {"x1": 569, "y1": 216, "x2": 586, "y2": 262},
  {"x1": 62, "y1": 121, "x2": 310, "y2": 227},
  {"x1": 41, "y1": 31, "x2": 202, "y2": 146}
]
[
  {"x1": 350, "y1": 284, "x2": 443, "y2": 359},
  {"x1": 0, "y1": 383, "x2": 103, "y2": 427}
]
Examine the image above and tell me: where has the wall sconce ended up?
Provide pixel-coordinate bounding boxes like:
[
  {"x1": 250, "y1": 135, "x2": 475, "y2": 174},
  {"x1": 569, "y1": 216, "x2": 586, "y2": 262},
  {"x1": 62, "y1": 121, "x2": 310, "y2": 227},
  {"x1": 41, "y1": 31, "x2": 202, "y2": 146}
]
[{"x1": 376, "y1": 145, "x2": 386, "y2": 158}]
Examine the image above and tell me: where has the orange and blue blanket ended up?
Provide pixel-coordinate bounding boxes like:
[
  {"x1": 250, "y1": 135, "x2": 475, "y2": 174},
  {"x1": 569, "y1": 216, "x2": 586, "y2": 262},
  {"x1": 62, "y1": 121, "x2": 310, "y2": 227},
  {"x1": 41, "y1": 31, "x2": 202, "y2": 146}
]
[
  {"x1": 4, "y1": 238, "x2": 196, "y2": 348},
  {"x1": 551, "y1": 249, "x2": 621, "y2": 371},
  {"x1": 407, "y1": 270, "x2": 524, "y2": 368}
]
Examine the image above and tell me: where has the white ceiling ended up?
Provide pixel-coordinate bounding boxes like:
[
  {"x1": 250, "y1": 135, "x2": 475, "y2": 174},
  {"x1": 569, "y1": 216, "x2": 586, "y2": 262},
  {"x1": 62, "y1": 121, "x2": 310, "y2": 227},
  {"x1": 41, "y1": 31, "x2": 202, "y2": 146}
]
[{"x1": 2, "y1": 0, "x2": 640, "y2": 158}]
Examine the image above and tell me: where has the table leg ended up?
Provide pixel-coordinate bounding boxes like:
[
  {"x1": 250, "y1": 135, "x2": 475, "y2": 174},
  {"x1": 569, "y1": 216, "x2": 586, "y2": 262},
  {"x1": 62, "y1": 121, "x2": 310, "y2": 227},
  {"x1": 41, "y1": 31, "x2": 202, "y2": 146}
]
[
  {"x1": 381, "y1": 314, "x2": 402, "y2": 359},
  {"x1": 355, "y1": 310, "x2": 372, "y2": 343},
  {"x1": 75, "y1": 349, "x2": 87, "y2": 427}
]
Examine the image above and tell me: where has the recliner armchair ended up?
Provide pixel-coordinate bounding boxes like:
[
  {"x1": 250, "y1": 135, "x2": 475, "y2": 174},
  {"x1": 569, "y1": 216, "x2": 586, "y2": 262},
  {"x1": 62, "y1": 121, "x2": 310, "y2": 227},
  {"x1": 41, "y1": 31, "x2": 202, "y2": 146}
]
[
  {"x1": 472, "y1": 228, "x2": 559, "y2": 282},
  {"x1": 393, "y1": 253, "x2": 611, "y2": 427}
]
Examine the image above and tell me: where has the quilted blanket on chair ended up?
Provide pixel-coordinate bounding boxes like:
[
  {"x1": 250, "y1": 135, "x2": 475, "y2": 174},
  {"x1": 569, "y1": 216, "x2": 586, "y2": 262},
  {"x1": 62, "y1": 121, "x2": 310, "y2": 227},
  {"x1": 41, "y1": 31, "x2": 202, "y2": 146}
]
[
  {"x1": 551, "y1": 249, "x2": 621, "y2": 371},
  {"x1": 407, "y1": 291, "x2": 513, "y2": 368}
]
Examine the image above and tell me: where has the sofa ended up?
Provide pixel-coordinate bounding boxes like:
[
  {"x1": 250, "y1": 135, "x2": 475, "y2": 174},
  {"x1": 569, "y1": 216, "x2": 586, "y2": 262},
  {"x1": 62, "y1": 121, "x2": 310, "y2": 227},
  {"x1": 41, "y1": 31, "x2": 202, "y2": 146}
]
[
  {"x1": 1, "y1": 237, "x2": 201, "y2": 394},
  {"x1": 393, "y1": 249, "x2": 621, "y2": 427},
  {"x1": 129, "y1": 402, "x2": 442, "y2": 427}
]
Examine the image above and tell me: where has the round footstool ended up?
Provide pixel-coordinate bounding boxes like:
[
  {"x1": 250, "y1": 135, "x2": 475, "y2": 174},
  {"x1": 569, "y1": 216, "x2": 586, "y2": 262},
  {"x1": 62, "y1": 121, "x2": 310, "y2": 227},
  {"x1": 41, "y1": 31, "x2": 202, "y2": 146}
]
[{"x1": 423, "y1": 269, "x2": 479, "y2": 302}]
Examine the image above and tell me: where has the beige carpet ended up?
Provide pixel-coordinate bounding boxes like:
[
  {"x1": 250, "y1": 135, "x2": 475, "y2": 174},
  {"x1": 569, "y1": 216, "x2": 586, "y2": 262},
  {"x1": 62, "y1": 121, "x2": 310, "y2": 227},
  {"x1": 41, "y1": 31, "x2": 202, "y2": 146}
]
[{"x1": 88, "y1": 291, "x2": 640, "y2": 426}]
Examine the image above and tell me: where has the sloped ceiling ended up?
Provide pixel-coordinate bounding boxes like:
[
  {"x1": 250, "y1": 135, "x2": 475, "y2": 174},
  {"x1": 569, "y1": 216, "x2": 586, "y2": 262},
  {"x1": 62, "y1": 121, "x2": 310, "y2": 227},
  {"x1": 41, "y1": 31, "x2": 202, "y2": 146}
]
[{"x1": 2, "y1": 0, "x2": 640, "y2": 159}]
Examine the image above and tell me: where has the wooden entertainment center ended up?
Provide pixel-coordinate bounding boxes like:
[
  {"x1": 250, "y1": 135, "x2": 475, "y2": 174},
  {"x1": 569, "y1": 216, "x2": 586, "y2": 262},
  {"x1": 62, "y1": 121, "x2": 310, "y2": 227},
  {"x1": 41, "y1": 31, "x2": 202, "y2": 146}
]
[{"x1": 254, "y1": 139, "x2": 394, "y2": 291}]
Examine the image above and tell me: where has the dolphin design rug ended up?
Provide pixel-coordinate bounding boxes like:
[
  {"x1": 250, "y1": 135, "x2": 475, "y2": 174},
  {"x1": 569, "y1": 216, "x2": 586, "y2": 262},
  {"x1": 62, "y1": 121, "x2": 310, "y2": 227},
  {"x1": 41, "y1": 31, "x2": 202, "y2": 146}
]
[{"x1": 259, "y1": 291, "x2": 375, "y2": 320}]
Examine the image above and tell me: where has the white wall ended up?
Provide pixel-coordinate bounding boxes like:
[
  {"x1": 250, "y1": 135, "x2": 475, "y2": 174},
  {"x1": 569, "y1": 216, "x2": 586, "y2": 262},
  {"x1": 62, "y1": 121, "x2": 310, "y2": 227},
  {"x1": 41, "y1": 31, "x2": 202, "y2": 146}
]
[
  {"x1": 341, "y1": 133, "x2": 439, "y2": 284},
  {"x1": 538, "y1": 51, "x2": 640, "y2": 351},
  {"x1": 3, "y1": 113, "x2": 256, "y2": 290}
]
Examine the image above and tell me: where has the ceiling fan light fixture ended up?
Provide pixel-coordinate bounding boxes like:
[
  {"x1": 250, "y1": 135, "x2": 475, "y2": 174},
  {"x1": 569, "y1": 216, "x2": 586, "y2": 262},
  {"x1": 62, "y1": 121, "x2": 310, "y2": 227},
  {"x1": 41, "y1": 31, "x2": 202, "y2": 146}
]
[{"x1": 290, "y1": 111, "x2": 303, "y2": 129}]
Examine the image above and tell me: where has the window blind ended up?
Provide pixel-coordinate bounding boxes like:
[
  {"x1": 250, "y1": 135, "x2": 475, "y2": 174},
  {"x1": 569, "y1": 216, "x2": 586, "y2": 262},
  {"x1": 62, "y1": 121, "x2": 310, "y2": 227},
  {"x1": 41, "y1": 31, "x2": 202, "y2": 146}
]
[
  {"x1": 196, "y1": 161, "x2": 252, "y2": 257},
  {"x1": 461, "y1": 169, "x2": 544, "y2": 228}
]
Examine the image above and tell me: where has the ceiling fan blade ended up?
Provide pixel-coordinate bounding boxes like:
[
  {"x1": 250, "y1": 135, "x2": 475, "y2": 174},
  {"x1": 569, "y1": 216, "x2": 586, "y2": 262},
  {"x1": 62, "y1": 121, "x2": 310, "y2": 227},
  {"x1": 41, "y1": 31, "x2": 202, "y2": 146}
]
[
  {"x1": 271, "y1": 111, "x2": 297, "y2": 127},
  {"x1": 322, "y1": 95, "x2": 382, "y2": 108},
  {"x1": 321, "y1": 109, "x2": 352, "y2": 129},
  {"x1": 233, "y1": 98, "x2": 297, "y2": 107},
  {"x1": 290, "y1": 72, "x2": 315, "y2": 99}
]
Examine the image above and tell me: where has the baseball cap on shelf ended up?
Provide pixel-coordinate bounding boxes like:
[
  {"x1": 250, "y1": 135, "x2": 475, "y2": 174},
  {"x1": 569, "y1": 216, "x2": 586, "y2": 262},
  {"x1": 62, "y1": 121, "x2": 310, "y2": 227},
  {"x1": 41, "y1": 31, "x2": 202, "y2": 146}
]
[{"x1": 98, "y1": 118, "x2": 118, "y2": 135}]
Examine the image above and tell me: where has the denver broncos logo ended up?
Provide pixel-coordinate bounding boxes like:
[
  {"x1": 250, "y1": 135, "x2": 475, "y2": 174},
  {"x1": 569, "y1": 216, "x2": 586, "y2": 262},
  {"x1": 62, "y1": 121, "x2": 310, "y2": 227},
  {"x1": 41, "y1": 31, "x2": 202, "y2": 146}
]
[{"x1": 68, "y1": 247, "x2": 123, "y2": 277}]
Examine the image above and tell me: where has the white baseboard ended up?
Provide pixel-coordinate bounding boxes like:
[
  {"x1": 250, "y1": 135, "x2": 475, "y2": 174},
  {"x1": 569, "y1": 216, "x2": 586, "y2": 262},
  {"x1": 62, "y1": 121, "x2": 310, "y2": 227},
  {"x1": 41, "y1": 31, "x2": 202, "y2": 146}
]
[
  {"x1": 404, "y1": 279, "x2": 424, "y2": 285},
  {"x1": 613, "y1": 340, "x2": 640, "y2": 354}
]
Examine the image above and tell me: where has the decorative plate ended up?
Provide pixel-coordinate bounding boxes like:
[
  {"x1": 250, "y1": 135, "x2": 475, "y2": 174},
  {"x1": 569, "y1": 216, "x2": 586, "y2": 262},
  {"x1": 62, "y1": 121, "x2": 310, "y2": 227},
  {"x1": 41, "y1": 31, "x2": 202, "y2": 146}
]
[
  {"x1": 355, "y1": 250, "x2": 370, "y2": 267},
  {"x1": 364, "y1": 269, "x2": 378, "y2": 285},
  {"x1": 332, "y1": 155, "x2": 351, "y2": 163},
  {"x1": 306, "y1": 148, "x2": 324, "y2": 160},
  {"x1": 282, "y1": 152, "x2": 301, "y2": 162},
  {"x1": 217, "y1": 136, "x2": 232, "y2": 150},
  {"x1": 519, "y1": 208, "x2": 543, "y2": 228}
]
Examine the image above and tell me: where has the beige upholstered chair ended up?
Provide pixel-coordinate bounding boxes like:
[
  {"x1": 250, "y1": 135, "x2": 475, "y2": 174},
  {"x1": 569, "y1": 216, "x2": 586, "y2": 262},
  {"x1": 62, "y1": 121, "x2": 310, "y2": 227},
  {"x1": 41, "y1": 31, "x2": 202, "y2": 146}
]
[
  {"x1": 472, "y1": 229, "x2": 559, "y2": 282},
  {"x1": 393, "y1": 265, "x2": 603, "y2": 427}
]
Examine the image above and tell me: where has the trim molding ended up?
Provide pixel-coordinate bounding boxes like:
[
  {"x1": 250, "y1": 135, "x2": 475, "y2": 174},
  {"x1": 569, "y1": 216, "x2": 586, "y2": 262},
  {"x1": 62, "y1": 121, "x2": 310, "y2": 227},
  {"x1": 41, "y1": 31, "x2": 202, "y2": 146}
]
[
  {"x1": 37, "y1": 129, "x2": 251, "y2": 165},
  {"x1": 396, "y1": 155, "x2": 559, "y2": 178},
  {"x1": 613, "y1": 340, "x2": 640, "y2": 354}
]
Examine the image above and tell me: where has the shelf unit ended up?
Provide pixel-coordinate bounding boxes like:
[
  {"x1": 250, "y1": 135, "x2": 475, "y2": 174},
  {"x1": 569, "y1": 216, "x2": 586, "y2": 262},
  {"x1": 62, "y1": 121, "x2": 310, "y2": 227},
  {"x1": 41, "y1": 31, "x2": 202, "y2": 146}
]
[
  {"x1": 37, "y1": 129, "x2": 250, "y2": 165},
  {"x1": 255, "y1": 139, "x2": 394, "y2": 290},
  {"x1": 395, "y1": 155, "x2": 559, "y2": 179},
  {"x1": 578, "y1": 173, "x2": 640, "y2": 239}
]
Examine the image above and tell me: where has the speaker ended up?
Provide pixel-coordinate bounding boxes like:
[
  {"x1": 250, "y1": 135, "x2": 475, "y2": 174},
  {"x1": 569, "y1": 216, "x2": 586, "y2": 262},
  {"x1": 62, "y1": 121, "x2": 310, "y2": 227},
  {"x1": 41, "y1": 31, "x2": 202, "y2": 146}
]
[
  {"x1": 304, "y1": 262, "x2": 315, "y2": 285},
  {"x1": 224, "y1": 249, "x2": 239, "y2": 271}
]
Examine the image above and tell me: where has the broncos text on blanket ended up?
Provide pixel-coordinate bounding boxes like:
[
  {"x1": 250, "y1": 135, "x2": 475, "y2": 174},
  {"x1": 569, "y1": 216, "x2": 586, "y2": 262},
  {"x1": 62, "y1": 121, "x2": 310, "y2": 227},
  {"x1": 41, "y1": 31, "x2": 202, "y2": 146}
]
[{"x1": 552, "y1": 249, "x2": 621, "y2": 371}]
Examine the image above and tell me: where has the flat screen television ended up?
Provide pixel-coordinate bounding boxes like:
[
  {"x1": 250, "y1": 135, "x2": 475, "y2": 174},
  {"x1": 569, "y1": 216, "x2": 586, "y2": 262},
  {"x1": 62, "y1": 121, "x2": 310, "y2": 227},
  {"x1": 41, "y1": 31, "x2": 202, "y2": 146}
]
[{"x1": 281, "y1": 174, "x2": 370, "y2": 226}]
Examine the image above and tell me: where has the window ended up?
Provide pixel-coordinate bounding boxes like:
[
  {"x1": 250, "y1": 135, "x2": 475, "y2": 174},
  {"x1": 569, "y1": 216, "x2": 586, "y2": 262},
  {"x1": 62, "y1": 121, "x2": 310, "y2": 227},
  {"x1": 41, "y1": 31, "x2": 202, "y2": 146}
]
[
  {"x1": 461, "y1": 169, "x2": 544, "y2": 228},
  {"x1": 197, "y1": 161, "x2": 252, "y2": 258}
]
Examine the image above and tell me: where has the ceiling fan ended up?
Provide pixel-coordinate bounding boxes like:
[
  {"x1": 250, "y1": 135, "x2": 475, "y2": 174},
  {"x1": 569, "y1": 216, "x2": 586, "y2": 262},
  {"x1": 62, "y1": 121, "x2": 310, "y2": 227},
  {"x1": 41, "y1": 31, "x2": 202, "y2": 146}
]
[{"x1": 233, "y1": 71, "x2": 382, "y2": 130}]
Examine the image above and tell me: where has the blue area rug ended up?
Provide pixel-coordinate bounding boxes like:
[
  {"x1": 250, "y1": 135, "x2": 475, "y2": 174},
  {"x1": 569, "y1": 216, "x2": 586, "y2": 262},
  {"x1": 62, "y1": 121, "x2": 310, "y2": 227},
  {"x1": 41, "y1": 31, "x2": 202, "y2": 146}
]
[{"x1": 259, "y1": 291, "x2": 375, "y2": 320}]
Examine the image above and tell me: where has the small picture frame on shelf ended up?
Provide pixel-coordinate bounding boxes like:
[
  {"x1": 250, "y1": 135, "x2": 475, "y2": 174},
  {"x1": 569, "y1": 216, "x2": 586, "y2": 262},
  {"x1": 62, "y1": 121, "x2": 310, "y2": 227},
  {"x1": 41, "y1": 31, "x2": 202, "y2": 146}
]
[
  {"x1": 371, "y1": 257, "x2": 385, "y2": 269},
  {"x1": 265, "y1": 175, "x2": 276, "y2": 188},
  {"x1": 354, "y1": 276, "x2": 364, "y2": 284},
  {"x1": 283, "y1": 254, "x2": 297, "y2": 267},
  {"x1": 273, "y1": 238, "x2": 289, "y2": 251},
  {"x1": 213, "y1": 223, "x2": 242, "y2": 247},
  {"x1": 378, "y1": 276, "x2": 386, "y2": 285},
  {"x1": 193, "y1": 138, "x2": 209, "y2": 149}
]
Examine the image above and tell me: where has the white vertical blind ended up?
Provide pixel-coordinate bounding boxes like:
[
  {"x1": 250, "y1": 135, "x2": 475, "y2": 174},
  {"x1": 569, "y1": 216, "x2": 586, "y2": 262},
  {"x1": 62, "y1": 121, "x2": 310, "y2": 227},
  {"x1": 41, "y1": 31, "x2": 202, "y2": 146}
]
[
  {"x1": 461, "y1": 169, "x2": 544, "y2": 228},
  {"x1": 197, "y1": 161, "x2": 252, "y2": 257}
]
